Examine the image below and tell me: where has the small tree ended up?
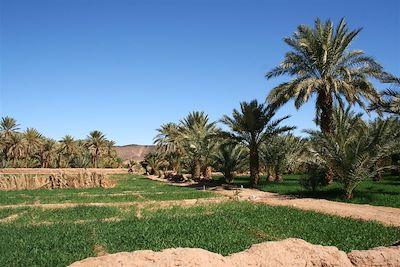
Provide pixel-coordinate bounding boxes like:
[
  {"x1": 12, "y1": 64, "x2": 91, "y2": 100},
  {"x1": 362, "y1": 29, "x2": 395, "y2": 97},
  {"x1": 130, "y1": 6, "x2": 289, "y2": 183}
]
[
  {"x1": 307, "y1": 109, "x2": 400, "y2": 198},
  {"x1": 212, "y1": 143, "x2": 247, "y2": 183}
]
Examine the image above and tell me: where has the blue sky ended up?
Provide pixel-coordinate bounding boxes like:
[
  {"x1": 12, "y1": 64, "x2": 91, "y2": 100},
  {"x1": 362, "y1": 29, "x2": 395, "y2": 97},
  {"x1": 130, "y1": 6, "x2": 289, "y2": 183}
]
[{"x1": 1, "y1": 0, "x2": 399, "y2": 145}]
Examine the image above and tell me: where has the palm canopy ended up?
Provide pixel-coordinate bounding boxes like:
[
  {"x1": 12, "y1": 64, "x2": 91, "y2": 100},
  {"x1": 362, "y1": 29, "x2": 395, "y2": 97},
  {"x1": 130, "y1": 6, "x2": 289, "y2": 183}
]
[
  {"x1": 179, "y1": 111, "x2": 218, "y2": 157},
  {"x1": 86, "y1": 130, "x2": 108, "y2": 168},
  {"x1": 221, "y1": 100, "x2": 294, "y2": 148},
  {"x1": 60, "y1": 135, "x2": 76, "y2": 154},
  {"x1": 370, "y1": 77, "x2": 400, "y2": 116},
  {"x1": 266, "y1": 18, "x2": 390, "y2": 133},
  {"x1": 154, "y1": 122, "x2": 181, "y2": 153},
  {"x1": 0, "y1": 116, "x2": 20, "y2": 136}
]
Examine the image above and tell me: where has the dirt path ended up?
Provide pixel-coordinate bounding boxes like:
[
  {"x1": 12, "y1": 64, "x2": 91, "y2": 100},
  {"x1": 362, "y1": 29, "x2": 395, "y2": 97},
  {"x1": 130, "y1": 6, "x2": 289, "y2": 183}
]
[
  {"x1": 0, "y1": 197, "x2": 227, "y2": 210},
  {"x1": 0, "y1": 168, "x2": 128, "y2": 175},
  {"x1": 214, "y1": 188, "x2": 400, "y2": 227}
]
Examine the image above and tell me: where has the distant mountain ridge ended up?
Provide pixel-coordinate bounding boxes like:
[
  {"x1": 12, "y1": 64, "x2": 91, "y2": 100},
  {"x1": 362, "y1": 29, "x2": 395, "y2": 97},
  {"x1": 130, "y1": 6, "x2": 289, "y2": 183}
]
[{"x1": 113, "y1": 144, "x2": 156, "y2": 162}]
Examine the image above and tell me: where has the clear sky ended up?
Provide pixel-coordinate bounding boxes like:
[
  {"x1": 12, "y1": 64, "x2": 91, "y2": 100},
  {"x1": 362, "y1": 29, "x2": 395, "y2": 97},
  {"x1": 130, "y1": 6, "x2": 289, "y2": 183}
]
[{"x1": 1, "y1": 0, "x2": 399, "y2": 145}]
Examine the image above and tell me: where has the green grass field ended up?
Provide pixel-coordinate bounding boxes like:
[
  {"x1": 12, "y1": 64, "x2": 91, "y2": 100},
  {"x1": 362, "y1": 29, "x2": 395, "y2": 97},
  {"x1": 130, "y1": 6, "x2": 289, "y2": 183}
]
[
  {"x1": 229, "y1": 174, "x2": 400, "y2": 208},
  {"x1": 1, "y1": 173, "x2": 399, "y2": 266},
  {"x1": 0, "y1": 174, "x2": 215, "y2": 205},
  {"x1": 1, "y1": 202, "x2": 399, "y2": 267}
]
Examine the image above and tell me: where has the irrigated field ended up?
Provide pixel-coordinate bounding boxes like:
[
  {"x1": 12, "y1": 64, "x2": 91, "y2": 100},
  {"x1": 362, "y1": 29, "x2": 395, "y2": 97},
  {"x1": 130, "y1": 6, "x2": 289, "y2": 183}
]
[
  {"x1": 1, "y1": 174, "x2": 399, "y2": 267},
  {"x1": 229, "y1": 174, "x2": 400, "y2": 208}
]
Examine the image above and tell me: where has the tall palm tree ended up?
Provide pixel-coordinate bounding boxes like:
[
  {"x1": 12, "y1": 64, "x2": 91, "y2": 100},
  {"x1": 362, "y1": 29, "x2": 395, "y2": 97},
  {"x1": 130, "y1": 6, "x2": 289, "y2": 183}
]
[
  {"x1": 0, "y1": 116, "x2": 20, "y2": 161},
  {"x1": 221, "y1": 100, "x2": 294, "y2": 186},
  {"x1": 8, "y1": 133, "x2": 25, "y2": 167},
  {"x1": 266, "y1": 18, "x2": 389, "y2": 134},
  {"x1": 86, "y1": 130, "x2": 107, "y2": 168},
  {"x1": 154, "y1": 123, "x2": 184, "y2": 173},
  {"x1": 59, "y1": 135, "x2": 77, "y2": 167},
  {"x1": 0, "y1": 116, "x2": 20, "y2": 137},
  {"x1": 23, "y1": 128, "x2": 43, "y2": 166},
  {"x1": 179, "y1": 112, "x2": 218, "y2": 180},
  {"x1": 39, "y1": 138, "x2": 57, "y2": 168}
]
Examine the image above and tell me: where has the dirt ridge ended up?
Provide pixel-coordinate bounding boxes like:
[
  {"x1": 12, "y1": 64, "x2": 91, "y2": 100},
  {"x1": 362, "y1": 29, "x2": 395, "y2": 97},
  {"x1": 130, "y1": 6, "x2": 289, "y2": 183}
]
[{"x1": 69, "y1": 238, "x2": 400, "y2": 267}]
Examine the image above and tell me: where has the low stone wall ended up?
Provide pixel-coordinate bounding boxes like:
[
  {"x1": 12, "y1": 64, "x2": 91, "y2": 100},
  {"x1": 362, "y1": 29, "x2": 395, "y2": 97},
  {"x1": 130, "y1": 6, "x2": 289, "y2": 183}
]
[{"x1": 0, "y1": 172, "x2": 114, "y2": 190}]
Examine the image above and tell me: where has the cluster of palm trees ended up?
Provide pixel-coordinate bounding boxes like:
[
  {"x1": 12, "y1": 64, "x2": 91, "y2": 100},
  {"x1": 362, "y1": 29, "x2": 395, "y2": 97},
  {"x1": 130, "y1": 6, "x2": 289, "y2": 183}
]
[
  {"x1": 148, "y1": 18, "x2": 400, "y2": 198},
  {"x1": 150, "y1": 101, "x2": 304, "y2": 186},
  {"x1": 0, "y1": 117, "x2": 123, "y2": 168}
]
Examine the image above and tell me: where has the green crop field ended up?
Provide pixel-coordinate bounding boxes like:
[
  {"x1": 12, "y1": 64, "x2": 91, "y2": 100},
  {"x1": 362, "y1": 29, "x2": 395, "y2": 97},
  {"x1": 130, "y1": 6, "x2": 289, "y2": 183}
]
[
  {"x1": 0, "y1": 174, "x2": 215, "y2": 205},
  {"x1": 227, "y1": 174, "x2": 400, "y2": 208}
]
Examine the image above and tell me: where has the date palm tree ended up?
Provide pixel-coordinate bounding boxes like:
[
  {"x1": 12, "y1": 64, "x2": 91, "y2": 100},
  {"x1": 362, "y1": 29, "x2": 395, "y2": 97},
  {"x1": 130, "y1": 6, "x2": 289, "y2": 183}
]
[
  {"x1": 221, "y1": 100, "x2": 294, "y2": 186},
  {"x1": 154, "y1": 123, "x2": 184, "y2": 173},
  {"x1": 24, "y1": 128, "x2": 43, "y2": 166},
  {"x1": 0, "y1": 116, "x2": 20, "y2": 162},
  {"x1": 39, "y1": 138, "x2": 57, "y2": 168},
  {"x1": 8, "y1": 133, "x2": 25, "y2": 167},
  {"x1": 179, "y1": 112, "x2": 218, "y2": 180},
  {"x1": 86, "y1": 130, "x2": 107, "y2": 168},
  {"x1": 261, "y1": 134, "x2": 305, "y2": 182},
  {"x1": 212, "y1": 142, "x2": 247, "y2": 183},
  {"x1": 59, "y1": 135, "x2": 77, "y2": 167},
  {"x1": 307, "y1": 108, "x2": 400, "y2": 198},
  {"x1": 266, "y1": 18, "x2": 389, "y2": 134},
  {"x1": 0, "y1": 116, "x2": 20, "y2": 137}
]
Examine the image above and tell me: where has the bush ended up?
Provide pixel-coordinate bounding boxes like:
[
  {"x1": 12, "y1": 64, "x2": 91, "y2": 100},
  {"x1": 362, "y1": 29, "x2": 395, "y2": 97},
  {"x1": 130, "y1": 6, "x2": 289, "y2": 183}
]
[{"x1": 300, "y1": 165, "x2": 327, "y2": 192}]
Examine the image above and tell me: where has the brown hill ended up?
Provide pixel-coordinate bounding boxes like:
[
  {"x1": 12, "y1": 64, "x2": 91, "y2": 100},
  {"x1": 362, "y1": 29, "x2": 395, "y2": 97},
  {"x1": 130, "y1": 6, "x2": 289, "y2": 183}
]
[{"x1": 114, "y1": 144, "x2": 156, "y2": 162}]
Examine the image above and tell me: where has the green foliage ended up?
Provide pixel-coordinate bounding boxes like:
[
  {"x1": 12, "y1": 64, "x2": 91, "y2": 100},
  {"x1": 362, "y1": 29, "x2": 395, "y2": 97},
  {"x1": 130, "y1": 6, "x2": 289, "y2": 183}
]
[
  {"x1": 144, "y1": 152, "x2": 167, "y2": 176},
  {"x1": 299, "y1": 165, "x2": 327, "y2": 191},
  {"x1": 306, "y1": 107, "x2": 400, "y2": 198},
  {"x1": 152, "y1": 112, "x2": 219, "y2": 179},
  {"x1": 212, "y1": 143, "x2": 247, "y2": 183},
  {"x1": 266, "y1": 18, "x2": 391, "y2": 133},
  {"x1": 0, "y1": 117, "x2": 122, "y2": 168},
  {"x1": 370, "y1": 77, "x2": 400, "y2": 116},
  {"x1": 260, "y1": 134, "x2": 306, "y2": 181}
]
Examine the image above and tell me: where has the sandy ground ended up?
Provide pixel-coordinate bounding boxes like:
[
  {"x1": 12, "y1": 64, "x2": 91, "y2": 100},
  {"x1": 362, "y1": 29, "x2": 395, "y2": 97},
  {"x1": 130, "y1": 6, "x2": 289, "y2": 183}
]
[
  {"x1": 0, "y1": 197, "x2": 227, "y2": 210},
  {"x1": 0, "y1": 168, "x2": 129, "y2": 174}
]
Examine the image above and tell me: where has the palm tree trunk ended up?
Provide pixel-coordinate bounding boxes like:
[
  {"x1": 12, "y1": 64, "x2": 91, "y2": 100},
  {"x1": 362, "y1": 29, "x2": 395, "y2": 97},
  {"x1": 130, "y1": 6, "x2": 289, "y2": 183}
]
[
  {"x1": 391, "y1": 154, "x2": 399, "y2": 176},
  {"x1": 192, "y1": 159, "x2": 201, "y2": 180},
  {"x1": 373, "y1": 161, "x2": 383, "y2": 181},
  {"x1": 203, "y1": 166, "x2": 212, "y2": 179},
  {"x1": 318, "y1": 91, "x2": 334, "y2": 184},
  {"x1": 94, "y1": 148, "x2": 99, "y2": 168},
  {"x1": 249, "y1": 148, "x2": 260, "y2": 187},
  {"x1": 318, "y1": 90, "x2": 333, "y2": 134}
]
